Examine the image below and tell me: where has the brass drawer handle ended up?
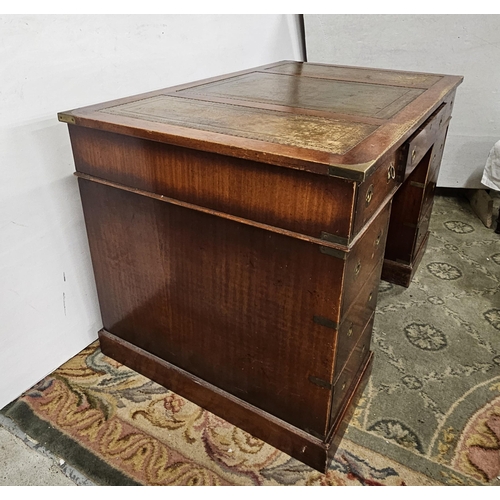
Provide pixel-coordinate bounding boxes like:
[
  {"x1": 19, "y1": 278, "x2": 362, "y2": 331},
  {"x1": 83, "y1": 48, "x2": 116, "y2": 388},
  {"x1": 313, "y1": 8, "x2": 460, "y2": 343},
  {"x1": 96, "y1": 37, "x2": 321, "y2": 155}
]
[
  {"x1": 387, "y1": 163, "x2": 396, "y2": 182},
  {"x1": 374, "y1": 231, "x2": 383, "y2": 247},
  {"x1": 365, "y1": 184, "x2": 374, "y2": 205},
  {"x1": 347, "y1": 323, "x2": 353, "y2": 337},
  {"x1": 411, "y1": 148, "x2": 417, "y2": 163},
  {"x1": 368, "y1": 291, "x2": 373, "y2": 303},
  {"x1": 354, "y1": 261, "x2": 361, "y2": 276}
]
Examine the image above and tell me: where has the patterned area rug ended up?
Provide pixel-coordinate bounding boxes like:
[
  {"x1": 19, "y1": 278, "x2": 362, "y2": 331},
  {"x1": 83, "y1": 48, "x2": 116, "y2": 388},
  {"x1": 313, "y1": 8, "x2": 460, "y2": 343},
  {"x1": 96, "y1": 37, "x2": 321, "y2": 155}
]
[
  {"x1": 1, "y1": 193, "x2": 499, "y2": 486},
  {"x1": 0, "y1": 343, "x2": 437, "y2": 486},
  {"x1": 347, "y1": 192, "x2": 500, "y2": 486}
]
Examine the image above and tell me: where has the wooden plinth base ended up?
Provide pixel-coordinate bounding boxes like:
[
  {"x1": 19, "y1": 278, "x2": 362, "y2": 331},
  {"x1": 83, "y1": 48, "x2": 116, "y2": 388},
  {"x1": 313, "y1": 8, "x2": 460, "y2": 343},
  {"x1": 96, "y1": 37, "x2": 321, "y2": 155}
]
[
  {"x1": 381, "y1": 231, "x2": 430, "y2": 287},
  {"x1": 98, "y1": 329, "x2": 373, "y2": 474}
]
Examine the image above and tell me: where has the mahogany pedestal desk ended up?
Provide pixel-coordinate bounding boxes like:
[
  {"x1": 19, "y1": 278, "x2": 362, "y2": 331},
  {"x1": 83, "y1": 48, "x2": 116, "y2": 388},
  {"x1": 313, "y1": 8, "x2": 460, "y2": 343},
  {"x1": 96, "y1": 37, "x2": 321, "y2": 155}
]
[{"x1": 59, "y1": 61, "x2": 462, "y2": 473}]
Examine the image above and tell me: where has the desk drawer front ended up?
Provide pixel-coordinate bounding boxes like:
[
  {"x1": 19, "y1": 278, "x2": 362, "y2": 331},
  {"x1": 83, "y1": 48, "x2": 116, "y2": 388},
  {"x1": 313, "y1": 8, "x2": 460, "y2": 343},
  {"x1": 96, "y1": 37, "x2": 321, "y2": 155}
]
[
  {"x1": 329, "y1": 314, "x2": 374, "y2": 426},
  {"x1": 421, "y1": 125, "x2": 449, "y2": 218},
  {"x1": 342, "y1": 201, "x2": 391, "y2": 314},
  {"x1": 402, "y1": 95, "x2": 454, "y2": 179},
  {"x1": 335, "y1": 260, "x2": 382, "y2": 382},
  {"x1": 352, "y1": 154, "x2": 400, "y2": 238},
  {"x1": 412, "y1": 202, "x2": 433, "y2": 260}
]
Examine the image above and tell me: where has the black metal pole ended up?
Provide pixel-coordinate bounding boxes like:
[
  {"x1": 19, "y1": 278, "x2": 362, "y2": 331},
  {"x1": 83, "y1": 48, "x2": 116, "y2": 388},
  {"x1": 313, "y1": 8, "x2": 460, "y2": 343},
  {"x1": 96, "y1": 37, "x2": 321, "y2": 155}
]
[{"x1": 298, "y1": 14, "x2": 307, "y2": 62}]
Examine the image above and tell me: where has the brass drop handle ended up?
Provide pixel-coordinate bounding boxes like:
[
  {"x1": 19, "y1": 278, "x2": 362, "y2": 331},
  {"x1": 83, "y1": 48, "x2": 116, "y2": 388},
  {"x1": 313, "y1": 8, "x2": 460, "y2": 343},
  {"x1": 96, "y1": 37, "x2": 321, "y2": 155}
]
[
  {"x1": 354, "y1": 261, "x2": 361, "y2": 276},
  {"x1": 411, "y1": 148, "x2": 417, "y2": 163},
  {"x1": 368, "y1": 292, "x2": 373, "y2": 303},
  {"x1": 347, "y1": 323, "x2": 353, "y2": 337},
  {"x1": 387, "y1": 163, "x2": 396, "y2": 182},
  {"x1": 365, "y1": 184, "x2": 374, "y2": 205},
  {"x1": 374, "y1": 231, "x2": 383, "y2": 247}
]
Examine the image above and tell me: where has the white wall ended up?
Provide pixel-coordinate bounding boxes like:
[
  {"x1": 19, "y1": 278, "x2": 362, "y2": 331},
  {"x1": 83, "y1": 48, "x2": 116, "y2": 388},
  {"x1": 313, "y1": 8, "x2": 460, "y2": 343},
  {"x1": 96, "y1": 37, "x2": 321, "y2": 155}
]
[
  {"x1": 305, "y1": 14, "x2": 500, "y2": 188},
  {"x1": 0, "y1": 14, "x2": 302, "y2": 410}
]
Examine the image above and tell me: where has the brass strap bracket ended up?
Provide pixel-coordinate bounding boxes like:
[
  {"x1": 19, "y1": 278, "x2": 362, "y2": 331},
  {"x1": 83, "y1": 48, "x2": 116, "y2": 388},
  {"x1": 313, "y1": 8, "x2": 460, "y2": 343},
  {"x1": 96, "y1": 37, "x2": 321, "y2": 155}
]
[
  {"x1": 313, "y1": 315, "x2": 338, "y2": 330},
  {"x1": 309, "y1": 376, "x2": 333, "y2": 390},
  {"x1": 58, "y1": 113, "x2": 76, "y2": 124}
]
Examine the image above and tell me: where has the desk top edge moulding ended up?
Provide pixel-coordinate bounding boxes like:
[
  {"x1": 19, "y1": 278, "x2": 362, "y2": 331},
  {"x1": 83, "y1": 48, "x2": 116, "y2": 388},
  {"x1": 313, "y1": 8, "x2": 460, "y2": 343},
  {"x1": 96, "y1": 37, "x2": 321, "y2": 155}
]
[
  {"x1": 58, "y1": 60, "x2": 463, "y2": 182},
  {"x1": 59, "y1": 61, "x2": 462, "y2": 473}
]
